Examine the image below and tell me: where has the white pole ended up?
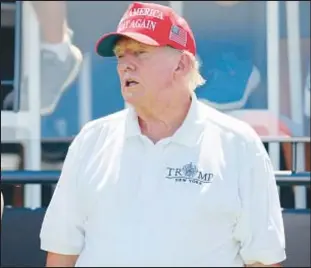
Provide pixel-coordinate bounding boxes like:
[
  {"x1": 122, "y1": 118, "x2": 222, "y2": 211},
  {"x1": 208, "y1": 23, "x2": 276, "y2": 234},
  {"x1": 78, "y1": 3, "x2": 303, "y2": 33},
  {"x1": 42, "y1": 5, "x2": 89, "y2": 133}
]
[
  {"x1": 23, "y1": 1, "x2": 42, "y2": 208},
  {"x1": 78, "y1": 53, "x2": 92, "y2": 129},
  {"x1": 266, "y1": 1, "x2": 280, "y2": 172},
  {"x1": 286, "y1": 1, "x2": 306, "y2": 209}
]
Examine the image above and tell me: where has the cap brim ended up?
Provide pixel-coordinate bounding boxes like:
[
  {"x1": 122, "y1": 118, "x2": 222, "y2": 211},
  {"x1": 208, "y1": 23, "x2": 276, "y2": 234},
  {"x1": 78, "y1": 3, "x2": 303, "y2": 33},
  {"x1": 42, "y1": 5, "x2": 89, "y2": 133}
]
[{"x1": 95, "y1": 32, "x2": 160, "y2": 57}]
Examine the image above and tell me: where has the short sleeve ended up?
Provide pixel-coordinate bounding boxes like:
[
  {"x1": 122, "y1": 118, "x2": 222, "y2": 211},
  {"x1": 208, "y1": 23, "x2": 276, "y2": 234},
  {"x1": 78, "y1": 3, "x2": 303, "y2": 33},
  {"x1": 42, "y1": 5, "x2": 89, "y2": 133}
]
[
  {"x1": 233, "y1": 131, "x2": 286, "y2": 265},
  {"x1": 40, "y1": 136, "x2": 85, "y2": 255}
]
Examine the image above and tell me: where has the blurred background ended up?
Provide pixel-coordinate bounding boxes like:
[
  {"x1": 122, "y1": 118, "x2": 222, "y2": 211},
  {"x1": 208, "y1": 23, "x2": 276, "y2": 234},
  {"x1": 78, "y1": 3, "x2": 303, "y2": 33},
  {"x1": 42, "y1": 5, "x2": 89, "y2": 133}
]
[{"x1": 0, "y1": 1, "x2": 310, "y2": 266}]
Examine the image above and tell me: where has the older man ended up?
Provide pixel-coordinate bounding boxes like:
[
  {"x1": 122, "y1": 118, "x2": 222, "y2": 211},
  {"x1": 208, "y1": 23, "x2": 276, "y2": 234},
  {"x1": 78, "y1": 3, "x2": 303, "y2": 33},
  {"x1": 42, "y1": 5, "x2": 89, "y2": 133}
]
[{"x1": 40, "y1": 2, "x2": 286, "y2": 267}]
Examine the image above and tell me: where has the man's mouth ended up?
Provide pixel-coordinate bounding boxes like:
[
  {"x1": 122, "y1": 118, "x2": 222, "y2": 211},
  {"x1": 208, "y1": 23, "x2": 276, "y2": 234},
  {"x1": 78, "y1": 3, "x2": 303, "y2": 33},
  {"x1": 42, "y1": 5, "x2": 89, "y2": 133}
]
[{"x1": 125, "y1": 79, "x2": 139, "y2": 87}]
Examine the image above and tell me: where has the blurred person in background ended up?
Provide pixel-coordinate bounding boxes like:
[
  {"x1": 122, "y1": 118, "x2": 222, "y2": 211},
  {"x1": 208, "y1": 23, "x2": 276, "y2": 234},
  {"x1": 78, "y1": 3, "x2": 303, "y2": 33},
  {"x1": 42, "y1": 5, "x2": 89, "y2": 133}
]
[
  {"x1": 32, "y1": 1, "x2": 83, "y2": 115},
  {"x1": 3, "y1": 1, "x2": 83, "y2": 116},
  {"x1": 40, "y1": 2, "x2": 286, "y2": 267},
  {"x1": 197, "y1": 49, "x2": 261, "y2": 111},
  {"x1": 196, "y1": 1, "x2": 262, "y2": 111}
]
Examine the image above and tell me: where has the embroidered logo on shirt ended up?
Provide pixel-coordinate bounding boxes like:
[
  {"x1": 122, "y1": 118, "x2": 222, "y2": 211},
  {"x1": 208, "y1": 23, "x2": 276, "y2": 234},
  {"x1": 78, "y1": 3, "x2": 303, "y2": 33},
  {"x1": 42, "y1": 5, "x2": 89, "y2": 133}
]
[{"x1": 166, "y1": 162, "x2": 214, "y2": 185}]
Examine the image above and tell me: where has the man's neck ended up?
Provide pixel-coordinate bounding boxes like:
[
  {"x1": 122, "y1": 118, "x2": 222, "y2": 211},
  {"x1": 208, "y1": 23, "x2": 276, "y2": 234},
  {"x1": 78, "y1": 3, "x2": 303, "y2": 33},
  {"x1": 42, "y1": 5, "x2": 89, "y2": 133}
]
[{"x1": 135, "y1": 94, "x2": 192, "y2": 143}]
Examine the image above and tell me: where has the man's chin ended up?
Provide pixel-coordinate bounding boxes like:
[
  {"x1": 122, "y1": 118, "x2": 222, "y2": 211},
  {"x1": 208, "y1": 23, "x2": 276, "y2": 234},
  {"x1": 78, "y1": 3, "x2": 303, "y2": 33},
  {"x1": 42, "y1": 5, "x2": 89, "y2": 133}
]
[{"x1": 122, "y1": 91, "x2": 144, "y2": 105}]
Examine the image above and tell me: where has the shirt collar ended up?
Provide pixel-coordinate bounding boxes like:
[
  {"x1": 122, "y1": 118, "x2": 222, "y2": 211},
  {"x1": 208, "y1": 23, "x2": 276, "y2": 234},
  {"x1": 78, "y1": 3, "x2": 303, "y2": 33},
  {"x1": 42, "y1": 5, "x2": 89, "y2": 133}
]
[{"x1": 125, "y1": 93, "x2": 207, "y2": 147}]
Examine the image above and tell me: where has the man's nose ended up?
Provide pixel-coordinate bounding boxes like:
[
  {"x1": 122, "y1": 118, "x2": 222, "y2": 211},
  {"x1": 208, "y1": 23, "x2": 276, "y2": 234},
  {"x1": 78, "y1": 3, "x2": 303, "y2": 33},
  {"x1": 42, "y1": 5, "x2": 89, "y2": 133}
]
[{"x1": 118, "y1": 56, "x2": 136, "y2": 72}]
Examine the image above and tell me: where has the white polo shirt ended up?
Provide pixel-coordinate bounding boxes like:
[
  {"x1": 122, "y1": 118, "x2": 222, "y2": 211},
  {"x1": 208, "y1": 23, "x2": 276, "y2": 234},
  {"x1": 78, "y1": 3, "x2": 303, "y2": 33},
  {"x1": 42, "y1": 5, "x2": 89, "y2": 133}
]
[{"x1": 40, "y1": 94, "x2": 286, "y2": 267}]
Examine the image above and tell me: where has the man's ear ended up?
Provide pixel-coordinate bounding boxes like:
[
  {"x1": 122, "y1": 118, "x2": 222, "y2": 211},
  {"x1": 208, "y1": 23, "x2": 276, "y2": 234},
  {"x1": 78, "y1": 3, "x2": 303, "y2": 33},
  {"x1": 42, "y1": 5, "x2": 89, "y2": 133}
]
[{"x1": 174, "y1": 52, "x2": 192, "y2": 77}]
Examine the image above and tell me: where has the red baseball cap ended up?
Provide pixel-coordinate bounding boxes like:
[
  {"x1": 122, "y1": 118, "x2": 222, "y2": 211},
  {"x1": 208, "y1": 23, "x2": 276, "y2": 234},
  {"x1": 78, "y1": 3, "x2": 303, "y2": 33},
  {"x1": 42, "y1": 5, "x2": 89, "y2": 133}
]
[{"x1": 95, "y1": 2, "x2": 196, "y2": 57}]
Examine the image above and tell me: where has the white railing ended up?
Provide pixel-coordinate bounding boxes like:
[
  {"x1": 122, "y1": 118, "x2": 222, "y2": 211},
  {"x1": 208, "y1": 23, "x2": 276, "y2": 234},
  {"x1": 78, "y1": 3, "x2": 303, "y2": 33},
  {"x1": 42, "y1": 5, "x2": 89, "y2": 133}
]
[{"x1": 1, "y1": 1, "x2": 42, "y2": 209}]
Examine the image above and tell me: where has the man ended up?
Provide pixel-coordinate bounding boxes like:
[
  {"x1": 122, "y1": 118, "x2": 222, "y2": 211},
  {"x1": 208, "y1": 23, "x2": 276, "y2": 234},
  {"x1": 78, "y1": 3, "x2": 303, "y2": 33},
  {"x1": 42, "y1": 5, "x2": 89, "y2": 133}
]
[{"x1": 40, "y1": 2, "x2": 286, "y2": 267}]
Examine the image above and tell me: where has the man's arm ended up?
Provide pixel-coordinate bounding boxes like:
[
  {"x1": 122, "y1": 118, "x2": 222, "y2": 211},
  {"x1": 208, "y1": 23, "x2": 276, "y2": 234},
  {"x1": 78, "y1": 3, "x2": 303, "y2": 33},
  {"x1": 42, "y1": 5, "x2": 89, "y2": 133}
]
[
  {"x1": 40, "y1": 136, "x2": 85, "y2": 266},
  {"x1": 46, "y1": 252, "x2": 79, "y2": 267},
  {"x1": 233, "y1": 128, "x2": 286, "y2": 266}
]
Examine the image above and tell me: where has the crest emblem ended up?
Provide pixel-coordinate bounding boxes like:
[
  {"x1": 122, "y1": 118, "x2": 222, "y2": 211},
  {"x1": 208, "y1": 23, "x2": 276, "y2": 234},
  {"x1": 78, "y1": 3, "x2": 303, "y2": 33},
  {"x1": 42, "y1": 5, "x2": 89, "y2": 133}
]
[{"x1": 182, "y1": 162, "x2": 198, "y2": 178}]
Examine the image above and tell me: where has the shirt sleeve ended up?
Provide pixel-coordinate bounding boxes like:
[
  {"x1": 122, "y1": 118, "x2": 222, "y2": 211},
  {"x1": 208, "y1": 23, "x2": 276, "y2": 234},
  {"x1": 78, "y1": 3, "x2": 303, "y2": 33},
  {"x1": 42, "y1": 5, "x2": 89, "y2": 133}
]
[
  {"x1": 233, "y1": 130, "x2": 286, "y2": 265},
  {"x1": 40, "y1": 135, "x2": 85, "y2": 255}
]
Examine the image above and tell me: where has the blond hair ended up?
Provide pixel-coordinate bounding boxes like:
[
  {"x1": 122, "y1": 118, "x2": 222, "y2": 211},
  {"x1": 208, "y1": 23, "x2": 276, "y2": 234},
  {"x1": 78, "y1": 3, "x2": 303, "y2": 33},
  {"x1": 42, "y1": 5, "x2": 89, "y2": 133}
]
[{"x1": 184, "y1": 50, "x2": 206, "y2": 91}]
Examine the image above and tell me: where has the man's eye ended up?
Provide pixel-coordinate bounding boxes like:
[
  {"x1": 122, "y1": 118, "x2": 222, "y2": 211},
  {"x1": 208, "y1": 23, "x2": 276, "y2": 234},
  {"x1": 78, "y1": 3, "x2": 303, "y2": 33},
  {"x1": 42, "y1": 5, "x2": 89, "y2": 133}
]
[
  {"x1": 116, "y1": 54, "x2": 124, "y2": 59},
  {"x1": 134, "y1": 51, "x2": 146, "y2": 56}
]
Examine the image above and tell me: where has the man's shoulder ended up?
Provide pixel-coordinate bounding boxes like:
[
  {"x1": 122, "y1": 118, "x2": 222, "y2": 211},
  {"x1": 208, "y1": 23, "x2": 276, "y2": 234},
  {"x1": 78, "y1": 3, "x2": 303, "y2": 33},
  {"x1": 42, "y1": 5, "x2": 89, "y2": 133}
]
[
  {"x1": 198, "y1": 101, "x2": 259, "y2": 143},
  {"x1": 72, "y1": 109, "x2": 129, "y2": 145},
  {"x1": 82, "y1": 109, "x2": 129, "y2": 133}
]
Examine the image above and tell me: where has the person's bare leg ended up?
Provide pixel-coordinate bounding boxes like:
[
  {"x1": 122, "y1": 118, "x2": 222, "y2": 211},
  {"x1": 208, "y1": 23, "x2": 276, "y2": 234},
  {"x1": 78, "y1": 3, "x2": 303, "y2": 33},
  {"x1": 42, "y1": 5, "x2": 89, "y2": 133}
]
[
  {"x1": 27, "y1": 1, "x2": 83, "y2": 115},
  {"x1": 32, "y1": 1, "x2": 71, "y2": 62},
  {"x1": 32, "y1": 1, "x2": 67, "y2": 44},
  {"x1": 4, "y1": 1, "x2": 82, "y2": 114}
]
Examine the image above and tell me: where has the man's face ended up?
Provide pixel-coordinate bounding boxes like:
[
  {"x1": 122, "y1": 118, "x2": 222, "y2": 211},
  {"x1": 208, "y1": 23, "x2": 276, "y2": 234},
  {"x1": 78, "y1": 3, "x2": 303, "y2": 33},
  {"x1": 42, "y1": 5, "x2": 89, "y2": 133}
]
[{"x1": 114, "y1": 38, "x2": 180, "y2": 107}]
